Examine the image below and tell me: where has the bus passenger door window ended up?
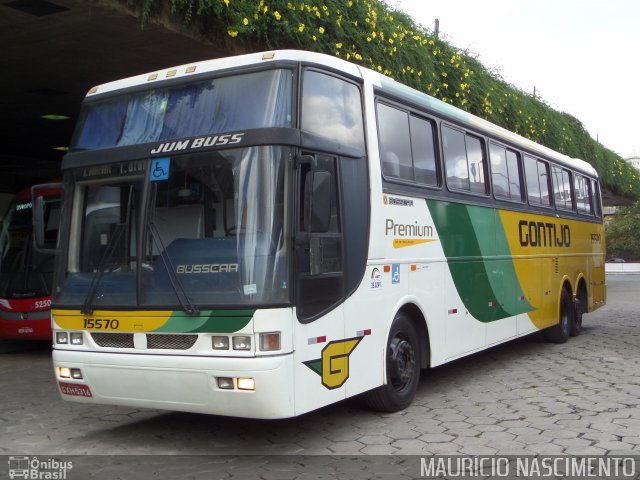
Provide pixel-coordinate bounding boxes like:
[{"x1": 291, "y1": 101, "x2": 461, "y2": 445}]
[{"x1": 295, "y1": 153, "x2": 343, "y2": 322}]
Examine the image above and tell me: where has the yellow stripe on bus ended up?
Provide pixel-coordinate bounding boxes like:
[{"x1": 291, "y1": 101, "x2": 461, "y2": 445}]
[{"x1": 51, "y1": 309, "x2": 172, "y2": 332}]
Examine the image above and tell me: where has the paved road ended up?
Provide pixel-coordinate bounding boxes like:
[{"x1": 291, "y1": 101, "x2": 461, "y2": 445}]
[{"x1": 1, "y1": 275, "x2": 639, "y2": 477}]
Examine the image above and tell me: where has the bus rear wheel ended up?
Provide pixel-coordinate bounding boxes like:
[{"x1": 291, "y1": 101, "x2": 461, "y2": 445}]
[
  {"x1": 364, "y1": 311, "x2": 420, "y2": 412},
  {"x1": 571, "y1": 288, "x2": 586, "y2": 337},
  {"x1": 543, "y1": 288, "x2": 573, "y2": 344}
]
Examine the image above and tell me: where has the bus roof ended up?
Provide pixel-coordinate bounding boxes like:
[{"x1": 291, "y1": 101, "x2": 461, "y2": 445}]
[{"x1": 84, "y1": 49, "x2": 597, "y2": 178}]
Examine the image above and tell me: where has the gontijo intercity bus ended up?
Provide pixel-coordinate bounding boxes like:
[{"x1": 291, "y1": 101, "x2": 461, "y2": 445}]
[{"x1": 35, "y1": 50, "x2": 605, "y2": 418}]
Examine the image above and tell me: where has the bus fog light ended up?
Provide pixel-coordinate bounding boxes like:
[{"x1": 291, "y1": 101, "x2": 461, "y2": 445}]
[
  {"x1": 70, "y1": 368, "x2": 83, "y2": 379},
  {"x1": 56, "y1": 332, "x2": 68, "y2": 344},
  {"x1": 58, "y1": 367, "x2": 71, "y2": 378},
  {"x1": 212, "y1": 336, "x2": 229, "y2": 350},
  {"x1": 237, "y1": 378, "x2": 255, "y2": 391},
  {"x1": 259, "y1": 332, "x2": 281, "y2": 351},
  {"x1": 70, "y1": 332, "x2": 84, "y2": 345},
  {"x1": 233, "y1": 336, "x2": 251, "y2": 350},
  {"x1": 217, "y1": 377, "x2": 234, "y2": 390}
]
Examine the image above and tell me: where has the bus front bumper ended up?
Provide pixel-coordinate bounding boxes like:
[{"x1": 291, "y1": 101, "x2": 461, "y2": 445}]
[{"x1": 53, "y1": 349, "x2": 295, "y2": 419}]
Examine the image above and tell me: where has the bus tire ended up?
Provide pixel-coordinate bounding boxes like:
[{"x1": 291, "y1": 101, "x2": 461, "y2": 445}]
[
  {"x1": 543, "y1": 288, "x2": 573, "y2": 344},
  {"x1": 364, "y1": 311, "x2": 420, "y2": 412},
  {"x1": 571, "y1": 288, "x2": 586, "y2": 337}
]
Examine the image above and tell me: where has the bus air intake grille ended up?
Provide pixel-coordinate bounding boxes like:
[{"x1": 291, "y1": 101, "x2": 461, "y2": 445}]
[
  {"x1": 146, "y1": 334, "x2": 198, "y2": 350},
  {"x1": 91, "y1": 333, "x2": 134, "y2": 348}
]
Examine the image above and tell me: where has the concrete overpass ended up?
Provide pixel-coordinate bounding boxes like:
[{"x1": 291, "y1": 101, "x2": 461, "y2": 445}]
[{"x1": 1, "y1": 0, "x2": 222, "y2": 197}]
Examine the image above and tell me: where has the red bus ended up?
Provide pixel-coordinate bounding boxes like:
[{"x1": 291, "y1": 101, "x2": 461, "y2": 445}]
[{"x1": 0, "y1": 185, "x2": 60, "y2": 340}]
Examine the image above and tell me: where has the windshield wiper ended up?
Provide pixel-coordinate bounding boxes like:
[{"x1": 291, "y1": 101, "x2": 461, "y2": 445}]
[
  {"x1": 80, "y1": 222, "x2": 126, "y2": 314},
  {"x1": 81, "y1": 185, "x2": 133, "y2": 315},
  {"x1": 147, "y1": 220, "x2": 199, "y2": 315}
]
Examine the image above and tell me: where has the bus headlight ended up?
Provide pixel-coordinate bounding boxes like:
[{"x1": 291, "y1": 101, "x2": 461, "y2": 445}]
[
  {"x1": 212, "y1": 336, "x2": 229, "y2": 350},
  {"x1": 56, "y1": 332, "x2": 68, "y2": 344},
  {"x1": 232, "y1": 336, "x2": 251, "y2": 350},
  {"x1": 70, "y1": 332, "x2": 84, "y2": 345}
]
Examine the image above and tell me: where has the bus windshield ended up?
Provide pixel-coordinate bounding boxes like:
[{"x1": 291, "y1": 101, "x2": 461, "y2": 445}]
[
  {"x1": 0, "y1": 198, "x2": 59, "y2": 299},
  {"x1": 55, "y1": 146, "x2": 290, "y2": 310},
  {"x1": 71, "y1": 69, "x2": 293, "y2": 151}
]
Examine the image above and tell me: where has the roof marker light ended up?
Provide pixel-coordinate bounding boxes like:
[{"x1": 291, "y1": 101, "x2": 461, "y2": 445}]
[
  {"x1": 262, "y1": 52, "x2": 275, "y2": 60},
  {"x1": 147, "y1": 73, "x2": 158, "y2": 81},
  {"x1": 186, "y1": 66, "x2": 197, "y2": 73},
  {"x1": 87, "y1": 86, "x2": 98, "y2": 95},
  {"x1": 166, "y1": 69, "x2": 177, "y2": 78}
]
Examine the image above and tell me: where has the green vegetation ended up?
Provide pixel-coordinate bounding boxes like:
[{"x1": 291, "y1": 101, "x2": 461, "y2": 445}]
[
  {"x1": 132, "y1": 0, "x2": 640, "y2": 199},
  {"x1": 606, "y1": 201, "x2": 640, "y2": 261}
]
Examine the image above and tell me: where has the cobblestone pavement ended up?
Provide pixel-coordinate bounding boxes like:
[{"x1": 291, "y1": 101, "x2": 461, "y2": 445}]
[{"x1": 0, "y1": 275, "x2": 638, "y2": 477}]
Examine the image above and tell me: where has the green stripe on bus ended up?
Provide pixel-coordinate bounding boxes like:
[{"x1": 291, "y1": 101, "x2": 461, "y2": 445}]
[
  {"x1": 426, "y1": 200, "x2": 533, "y2": 322},
  {"x1": 152, "y1": 309, "x2": 255, "y2": 333}
]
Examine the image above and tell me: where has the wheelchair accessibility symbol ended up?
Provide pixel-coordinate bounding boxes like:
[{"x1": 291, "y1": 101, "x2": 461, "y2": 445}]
[{"x1": 150, "y1": 157, "x2": 170, "y2": 181}]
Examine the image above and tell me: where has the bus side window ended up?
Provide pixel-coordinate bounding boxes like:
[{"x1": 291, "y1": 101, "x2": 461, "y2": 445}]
[
  {"x1": 525, "y1": 155, "x2": 551, "y2": 206},
  {"x1": 490, "y1": 143, "x2": 523, "y2": 202},
  {"x1": 410, "y1": 115, "x2": 438, "y2": 186},
  {"x1": 593, "y1": 179, "x2": 602, "y2": 217},
  {"x1": 376, "y1": 103, "x2": 412, "y2": 181},
  {"x1": 575, "y1": 174, "x2": 593, "y2": 214},
  {"x1": 552, "y1": 165, "x2": 574, "y2": 210},
  {"x1": 443, "y1": 126, "x2": 487, "y2": 194},
  {"x1": 301, "y1": 70, "x2": 365, "y2": 152}
]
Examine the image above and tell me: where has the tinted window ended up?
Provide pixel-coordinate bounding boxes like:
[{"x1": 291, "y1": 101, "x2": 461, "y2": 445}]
[
  {"x1": 490, "y1": 144, "x2": 522, "y2": 201},
  {"x1": 593, "y1": 180, "x2": 602, "y2": 217},
  {"x1": 377, "y1": 103, "x2": 412, "y2": 180},
  {"x1": 525, "y1": 155, "x2": 551, "y2": 206},
  {"x1": 443, "y1": 126, "x2": 487, "y2": 194},
  {"x1": 552, "y1": 165, "x2": 574, "y2": 210},
  {"x1": 377, "y1": 103, "x2": 438, "y2": 186},
  {"x1": 73, "y1": 69, "x2": 293, "y2": 150},
  {"x1": 575, "y1": 174, "x2": 593, "y2": 214},
  {"x1": 466, "y1": 136, "x2": 486, "y2": 194},
  {"x1": 490, "y1": 144, "x2": 508, "y2": 197},
  {"x1": 410, "y1": 116, "x2": 438, "y2": 185},
  {"x1": 443, "y1": 127, "x2": 469, "y2": 191},
  {"x1": 302, "y1": 71, "x2": 365, "y2": 151},
  {"x1": 505, "y1": 150, "x2": 522, "y2": 201}
]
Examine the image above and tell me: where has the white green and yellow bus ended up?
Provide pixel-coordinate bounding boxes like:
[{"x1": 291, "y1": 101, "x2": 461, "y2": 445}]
[{"x1": 37, "y1": 50, "x2": 605, "y2": 418}]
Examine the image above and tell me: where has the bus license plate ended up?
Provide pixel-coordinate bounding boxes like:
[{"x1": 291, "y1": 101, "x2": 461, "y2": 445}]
[{"x1": 59, "y1": 382, "x2": 92, "y2": 397}]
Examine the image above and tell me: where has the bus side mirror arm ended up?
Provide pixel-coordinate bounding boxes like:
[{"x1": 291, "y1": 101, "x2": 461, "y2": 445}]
[{"x1": 31, "y1": 183, "x2": 63, "y2": 254}]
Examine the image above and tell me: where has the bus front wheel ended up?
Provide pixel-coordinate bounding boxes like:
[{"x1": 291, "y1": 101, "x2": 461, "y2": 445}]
[{"x1": 364, "y1": 311, "x2": 420, "y2": 412}]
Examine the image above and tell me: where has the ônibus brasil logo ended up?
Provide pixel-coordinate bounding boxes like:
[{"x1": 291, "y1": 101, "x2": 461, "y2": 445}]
[{"x1": 8, "y1": 456, "x2": 73, "y2": 479}]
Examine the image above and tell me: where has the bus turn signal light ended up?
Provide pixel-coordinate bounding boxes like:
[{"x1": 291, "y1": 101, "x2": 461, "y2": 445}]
[{"x1": 259, "y1": 332, "x2": 281, "y2": 351}]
